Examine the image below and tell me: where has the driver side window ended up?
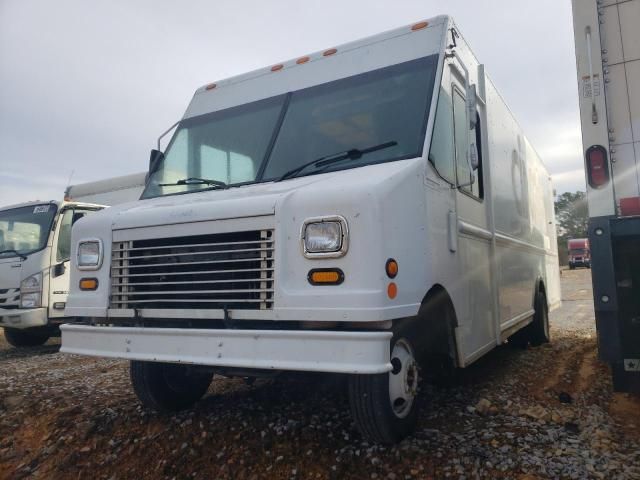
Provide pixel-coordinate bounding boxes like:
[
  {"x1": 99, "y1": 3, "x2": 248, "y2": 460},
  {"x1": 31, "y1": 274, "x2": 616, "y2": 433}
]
[{"x1": 56, "y1": 210, "x2": 90, "y2": 262}]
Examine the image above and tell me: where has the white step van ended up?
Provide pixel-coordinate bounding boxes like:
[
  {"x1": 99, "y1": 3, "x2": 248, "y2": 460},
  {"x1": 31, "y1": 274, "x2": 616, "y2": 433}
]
[{"x1": 62, "y1": 16, "x2": 560, "y2": 443}]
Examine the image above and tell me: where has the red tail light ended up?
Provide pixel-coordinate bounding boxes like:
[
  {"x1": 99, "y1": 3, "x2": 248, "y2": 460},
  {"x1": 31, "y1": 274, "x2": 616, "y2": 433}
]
[{"x1": 586, "y1": 145, "x2": 609, "y2": 188}]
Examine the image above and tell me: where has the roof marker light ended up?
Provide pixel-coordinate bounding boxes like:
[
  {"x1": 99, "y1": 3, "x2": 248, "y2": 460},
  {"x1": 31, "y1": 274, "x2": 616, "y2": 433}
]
[
  {"x1": 296, "y1": 56, "x2": 310, "y2": 65},
  {"x1": 411, "y1": 21, "x2": 429, "y2": 31},
  {"x1": 205, "y1": 83, "x2": 217, "y2": 90},
  {"x1": 271, "y1": 64, "x2": 284, "y2": 72},
  {"x1": 323, "y1": 48, "x2": 337, "y2": 57}
]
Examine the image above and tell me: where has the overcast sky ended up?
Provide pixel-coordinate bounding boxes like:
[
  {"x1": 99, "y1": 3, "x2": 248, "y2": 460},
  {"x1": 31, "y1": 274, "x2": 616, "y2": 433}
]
[{"x1": 0, "y1": 0, "x2": 585, "y2": 206}]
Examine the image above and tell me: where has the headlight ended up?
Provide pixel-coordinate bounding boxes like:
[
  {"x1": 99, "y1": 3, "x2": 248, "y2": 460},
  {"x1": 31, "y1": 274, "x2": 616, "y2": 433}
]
[
  {"x1": 77, "y1": 239, "x2": 103, "y2": 270},
  {"x1": 301, "y1": 216, "x2": 348, "y2": 258},
  {"x1": 20, "y1": 273, "x2": 41, "y2": 308}
]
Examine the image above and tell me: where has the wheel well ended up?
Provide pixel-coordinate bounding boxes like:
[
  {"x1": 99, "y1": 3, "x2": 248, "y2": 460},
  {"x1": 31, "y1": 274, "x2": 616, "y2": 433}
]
[{"x1": 405, "y1": 285, "x2": 460, "y2": 367}]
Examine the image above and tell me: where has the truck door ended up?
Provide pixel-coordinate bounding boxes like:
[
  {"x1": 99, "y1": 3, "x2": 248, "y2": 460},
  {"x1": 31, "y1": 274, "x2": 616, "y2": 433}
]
[
  {"x1": 449, "y1": 65, "x2": 496, "y2": 360},
  {"x1": 48, "y1": 208, "x2": 92, "y2": 318}
]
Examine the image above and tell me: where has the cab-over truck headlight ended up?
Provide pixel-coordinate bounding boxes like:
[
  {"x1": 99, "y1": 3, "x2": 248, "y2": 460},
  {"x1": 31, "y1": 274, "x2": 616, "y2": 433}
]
[
  {"x1": 20, "y1": 272, "x2": 42, "y2": 308},
  {"x1": 77, "y1": 239, "x2": 103, "y2": 270},
  {"x1": 301, "y1": 216, "x2": 349, "y2": 258}
]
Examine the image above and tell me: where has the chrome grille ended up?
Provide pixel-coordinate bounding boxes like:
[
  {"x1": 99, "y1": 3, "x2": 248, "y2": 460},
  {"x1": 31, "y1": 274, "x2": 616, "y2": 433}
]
[
  {"x1": 0, "y1": 288, "x2": 20, "y2": 308},
  {"x1": 110, "y1": 230, "x2": 274, "y2": 310}
]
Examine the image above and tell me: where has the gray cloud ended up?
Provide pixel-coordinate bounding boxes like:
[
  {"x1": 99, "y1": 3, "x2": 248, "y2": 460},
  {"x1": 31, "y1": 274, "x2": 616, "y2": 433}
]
[{"x1": 0, "y1": 0, "x2": 585, "y2": 206}]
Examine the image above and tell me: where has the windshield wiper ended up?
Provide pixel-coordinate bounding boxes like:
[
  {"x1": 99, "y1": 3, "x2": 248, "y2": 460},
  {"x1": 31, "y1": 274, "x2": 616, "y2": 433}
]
[
  {"x1": 277, "y1": 141, "x2": 398, "y2": 182},
  {"x1": 0, "y1": 249, "x2": 27, "y2": 260},
  {"x1": 159, "y1": 177, "x2": 228, "y2": 189}
]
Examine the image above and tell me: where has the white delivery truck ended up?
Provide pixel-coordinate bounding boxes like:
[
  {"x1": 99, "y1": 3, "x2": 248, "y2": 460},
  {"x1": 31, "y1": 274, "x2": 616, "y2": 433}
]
[
  {"x1": 0, "y1": 175, "x2": 146, "y2": 347},
  {"x1": 65, "y1": 172, "x2": 146, "y2": 206},
  {"x1": 62, "y1": 16, "x2": 560, "y2": 443},
  {"x1": 572, "y1": 0, "x2": 640, "y2": 393},
  {"x1": 0, "y1": 201, "x2": 103, "y2": 346}
]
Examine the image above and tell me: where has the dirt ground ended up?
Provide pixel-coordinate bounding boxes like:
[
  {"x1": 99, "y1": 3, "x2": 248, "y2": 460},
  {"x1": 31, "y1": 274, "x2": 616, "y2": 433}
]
[{"x1": 1, "y1": 268, "x2": 639, "y2": 479}]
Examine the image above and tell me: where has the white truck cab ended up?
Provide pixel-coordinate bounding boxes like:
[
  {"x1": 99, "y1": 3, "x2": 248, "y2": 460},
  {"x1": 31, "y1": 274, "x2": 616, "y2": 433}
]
[
  {"x1": 62, "y1": 16, "x2": 560, "y2": 443},
  {"x1": 0, "y1": 201, "x2": 102, "y2": 346}
]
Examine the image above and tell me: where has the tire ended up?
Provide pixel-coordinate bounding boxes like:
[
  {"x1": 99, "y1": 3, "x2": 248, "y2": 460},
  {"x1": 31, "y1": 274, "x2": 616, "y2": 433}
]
[
  {"x1": 130, "y1": 361, "x2": 213, "y2": 412},
  {"x1": 3, "y1": 327, "x2": 49, "y2": 347},
  {"x1": 348, "y1": 336, "x2": 420, "y2": 444},
  {"x1": 509, "y1": 290, "x2": 550, "y2": 348}
]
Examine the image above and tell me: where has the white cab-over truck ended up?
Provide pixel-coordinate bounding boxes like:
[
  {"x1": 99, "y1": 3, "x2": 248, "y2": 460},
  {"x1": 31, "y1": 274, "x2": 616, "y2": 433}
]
[
  {"x1": 0, "y1": 201, "x2": 102, "y2": 346},
  {"x1": 572, "y1": 0, "x2": 640, "y2": 392},
  {"x1": 0, "y1": 175, "x2": 145, "y2": 347},
  {"x1": 62, "y1": 16, "x2": 560, "y2": 443}
]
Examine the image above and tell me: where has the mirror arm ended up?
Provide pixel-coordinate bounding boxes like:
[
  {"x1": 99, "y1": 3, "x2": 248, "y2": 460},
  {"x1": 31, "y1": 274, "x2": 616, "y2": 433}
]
[{"x1": 157, "y1": 120, "x2": 180, "y2": 151}]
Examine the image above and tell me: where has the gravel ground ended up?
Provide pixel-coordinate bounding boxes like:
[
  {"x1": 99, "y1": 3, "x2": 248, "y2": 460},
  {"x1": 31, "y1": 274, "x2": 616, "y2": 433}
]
[{"x1": 1, "y1": 268, "x2": 639, "y2": 480}]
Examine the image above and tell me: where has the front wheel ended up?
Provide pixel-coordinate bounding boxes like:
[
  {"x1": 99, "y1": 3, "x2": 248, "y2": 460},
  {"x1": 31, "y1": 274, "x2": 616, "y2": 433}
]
[
  {"x1": 3, "y1": 327, "x2": 50, "y2": 347},
  {"x1": 348, "y1": 337, "x2": 420, "y2": 444},
  {"x1": 130, "y1": 361, "x2": 213, "y2": 412}
]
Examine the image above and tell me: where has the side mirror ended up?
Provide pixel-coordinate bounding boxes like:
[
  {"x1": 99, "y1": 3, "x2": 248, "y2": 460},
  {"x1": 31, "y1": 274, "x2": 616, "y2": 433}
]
[
  {"x1": 149, "y1": 149, "x2": 164, "y2": 174},
  {"x1": 466, "y1": 84, "x2": 477, "y2": 130},
  {"x1": 147, "y1": 149, "x2": 164, "y2": 183},
  {"x1": 53, "y1": 262, "x2": 66, "y2": 278}
]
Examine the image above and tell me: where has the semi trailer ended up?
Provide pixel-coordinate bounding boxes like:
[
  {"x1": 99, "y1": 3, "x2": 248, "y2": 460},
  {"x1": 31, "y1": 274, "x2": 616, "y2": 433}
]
[
  {"x1": 572, "y1": 0, "x2": 640, "y2": 393},
  {"x1": 61, "y1": 16, "x2": 560, "y2": 443}
]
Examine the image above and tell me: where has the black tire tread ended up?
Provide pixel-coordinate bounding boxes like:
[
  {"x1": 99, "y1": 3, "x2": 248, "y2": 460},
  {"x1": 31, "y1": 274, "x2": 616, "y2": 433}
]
[
  {"x1": 3, "y1": 328, "x2": 49, "y2": 347},
  {"x1": 130, "y1": 361, "x2": 212, "y2": 412},
  {"x1": 508, "y1": 290, "x2": 549, "y2": 348},
  {"x1": 348, "y1": 374, "x2": 394, "y2": 444}
]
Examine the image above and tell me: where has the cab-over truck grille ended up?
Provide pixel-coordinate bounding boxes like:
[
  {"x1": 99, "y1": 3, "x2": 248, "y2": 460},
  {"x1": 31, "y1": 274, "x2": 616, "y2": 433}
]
[{"x1": 110, "y1": 230, "x2": 274, "y2": 310}]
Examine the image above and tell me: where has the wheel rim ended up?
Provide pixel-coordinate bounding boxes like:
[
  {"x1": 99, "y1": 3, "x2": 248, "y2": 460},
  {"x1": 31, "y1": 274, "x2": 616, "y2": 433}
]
[{"x1": 388, "y1": 338, "x2": 418, "y2": 419}]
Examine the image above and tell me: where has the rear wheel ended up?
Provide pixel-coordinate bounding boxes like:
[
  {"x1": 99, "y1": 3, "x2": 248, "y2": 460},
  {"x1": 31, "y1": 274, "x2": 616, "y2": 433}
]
[
  {"x1": 509, "y1": 290, "x2": 550, "y2": 348},
  {"x1": 130, "y1": 361, "x2": 213, "y2": 412},
  {"x1": 3, "y1": 327, "x2": 49, "y2": 347},
  {"x1": 348, "y1": 337, "x2": 420, "y2": 444}
]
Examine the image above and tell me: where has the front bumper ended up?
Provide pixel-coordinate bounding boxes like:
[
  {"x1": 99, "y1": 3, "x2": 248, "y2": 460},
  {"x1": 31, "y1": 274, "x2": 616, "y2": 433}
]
[
  {"x1": 0, "y1": 307, "x2": 48, "y2": 329},
  {"x1": 60, "y1": 325, "x2": 393, "y2": 374}
]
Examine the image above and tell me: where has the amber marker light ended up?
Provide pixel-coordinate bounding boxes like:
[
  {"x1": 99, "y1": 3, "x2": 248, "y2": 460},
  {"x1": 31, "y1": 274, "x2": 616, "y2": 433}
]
[
  {"x1": 387, "y1": 282, "x2": 398, "y2": 299},
  {"x1": 271, "y1": 64, "x2": 284, "y2": 72},
  {"x1": 79, "y1": 278, "x2": 99, "y2": 291},
  {"x1": 385, "y1": 259, "x2": 398, "y2": 279},
  {"x1": 308, "y1": 269, "x2": 344, "y2": 285},
  {"x1": 323, "y1": 48, "x2": 338, "y2": 56},
  {"x1": 411, "y1": 21, "x2": 429, "y2": 31},
  {"x1": 205, "y1": 83, "x2": 217, "y2": 90},
  {"x1": 296, "y1": 56, "x2": 310, "y2": 64}
]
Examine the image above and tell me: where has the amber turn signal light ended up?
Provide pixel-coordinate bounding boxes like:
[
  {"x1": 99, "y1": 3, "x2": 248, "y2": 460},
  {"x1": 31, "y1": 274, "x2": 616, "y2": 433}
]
[
  {"x1": 387, "y1": 282, "x2": 398, "y2": 299},
  {"x1": 79, "y1": 278, "x2": 98, "y2": 291},
  {"x1": 385, "y1": 259, "x2": 398, "y2": 278},
  {"x1": 308, "y1": 269, "x2": 344, "y2": 285}
]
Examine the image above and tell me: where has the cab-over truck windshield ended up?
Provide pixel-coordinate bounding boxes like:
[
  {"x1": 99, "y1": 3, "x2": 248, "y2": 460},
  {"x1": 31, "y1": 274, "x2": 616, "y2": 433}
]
[
  {"x1": 0, "y1": 204, "x2": 57, "y2": 259},
  {"x1": 143, "y1": 55, "x2": 438, "y2": 198}
]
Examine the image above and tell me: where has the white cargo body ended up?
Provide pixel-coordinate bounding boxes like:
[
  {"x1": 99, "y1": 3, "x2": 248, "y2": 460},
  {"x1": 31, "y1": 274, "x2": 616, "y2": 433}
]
[
  {"x1": 572, "y1": 0, "x2": 640, "y2": 393},
  {"x1": 64, "y1": 172, "x2": 146, "y2": 206},
  {"x1": 62, "y1": 16, "x2": 560, "y2": 442}
]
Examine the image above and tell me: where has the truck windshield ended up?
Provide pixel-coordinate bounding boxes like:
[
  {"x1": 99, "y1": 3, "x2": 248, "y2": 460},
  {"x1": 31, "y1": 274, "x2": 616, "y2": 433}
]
[
  {"x1": 142, "y1": 54, "x2": 438, "y2": 199},
  {"x1": 0, "y1": 204, "x2": 57, "y2": 259}
]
